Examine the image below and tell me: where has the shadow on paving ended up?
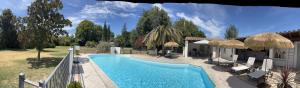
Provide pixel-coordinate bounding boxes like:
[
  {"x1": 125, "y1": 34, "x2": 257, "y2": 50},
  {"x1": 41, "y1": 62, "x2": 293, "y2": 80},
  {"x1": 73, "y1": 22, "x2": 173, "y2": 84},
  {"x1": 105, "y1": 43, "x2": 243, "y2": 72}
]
[
  {"x1": 26, "y1": 57, "x2": 63, "y2": 69},
  {"x1": 72, "y1": 57, "x2": 88, "y2": 74},
  {"x1": 296, "y1": 71, "x2": 300, "y2": 84},
  {"x1": 227, "y1": 76, "x2": 256, "y2": 88},
  {"x1": 211, "y1": 64, "x2": 232, "y2": 72}
]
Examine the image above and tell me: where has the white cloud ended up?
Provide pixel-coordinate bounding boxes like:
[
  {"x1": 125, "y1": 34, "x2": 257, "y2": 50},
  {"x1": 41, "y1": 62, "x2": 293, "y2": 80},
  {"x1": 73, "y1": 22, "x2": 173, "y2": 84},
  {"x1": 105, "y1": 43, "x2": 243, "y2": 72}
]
[
  {"x1": 0, "y1": 0, "x2": 34, "y2": 15},
  {"x1": 63, "y1": 1, "x2": 139, "y2": 33},
  {"x1": 80, "y1": 1, "x2": 139, "y2": 19},
  {"x1": 63, "y1": 16, "x2": 82, "y2": 31},
  {"x1": 191, "y1": 4, "x2": 227, "y2": 22},
  {"x1": 176, "y1": 12, "x2": 224, "y2": 37}
]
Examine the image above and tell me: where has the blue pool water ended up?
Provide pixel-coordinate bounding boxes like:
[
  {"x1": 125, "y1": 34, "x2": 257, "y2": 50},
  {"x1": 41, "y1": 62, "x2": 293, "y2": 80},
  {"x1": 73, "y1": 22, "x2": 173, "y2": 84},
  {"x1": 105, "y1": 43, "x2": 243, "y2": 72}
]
[{"x1": 89, "y1": 54, "x2": 215, "y2": 88}]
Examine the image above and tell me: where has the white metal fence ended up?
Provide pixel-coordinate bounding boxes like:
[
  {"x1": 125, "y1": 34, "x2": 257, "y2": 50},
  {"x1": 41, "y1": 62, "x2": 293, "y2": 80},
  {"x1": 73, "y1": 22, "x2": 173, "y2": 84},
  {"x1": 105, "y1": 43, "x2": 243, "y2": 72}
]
[{"x1": 19, "y1": 48, "x2": 74, "y2": 88}]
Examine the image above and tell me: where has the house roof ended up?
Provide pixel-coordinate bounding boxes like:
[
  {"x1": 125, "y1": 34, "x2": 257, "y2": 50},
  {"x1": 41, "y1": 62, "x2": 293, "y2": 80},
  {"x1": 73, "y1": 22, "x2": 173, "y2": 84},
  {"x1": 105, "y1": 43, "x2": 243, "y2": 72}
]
[{"x1": 185, "y1": 37, "x2": 206, "y2": 41}]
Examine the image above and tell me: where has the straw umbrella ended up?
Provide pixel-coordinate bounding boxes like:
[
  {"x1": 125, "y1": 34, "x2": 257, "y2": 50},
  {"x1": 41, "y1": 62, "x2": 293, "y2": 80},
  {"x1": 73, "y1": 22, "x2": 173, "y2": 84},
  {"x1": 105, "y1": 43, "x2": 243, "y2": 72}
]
[
  {"x1": 244, "y1": 32, "x2": 294, "y2": 83},
  {"x1": 164, "y1": 41, "x2": 179, "y2": 51},
  {"x1": 244, "y1": 33, "x2": 294, "y2": 66},
  {"x1": 164, "y1": 41, "x2": 179, "y2": 48},
  {"x1": 244, "y1": 33, "x2": 294, "y2": 51},
  {"x1": 219, "y1": 39, "x2": 247, "y2": 49},
  {"x1": 219, "y1": 39, "x2": 247, "y2": 65}
]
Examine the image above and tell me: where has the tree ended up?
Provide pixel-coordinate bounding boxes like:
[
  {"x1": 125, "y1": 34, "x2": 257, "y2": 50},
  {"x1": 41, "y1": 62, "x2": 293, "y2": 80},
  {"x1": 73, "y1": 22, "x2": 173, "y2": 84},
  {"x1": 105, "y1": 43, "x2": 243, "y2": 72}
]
[
  {"x1": 75, "y1": 20, "x2": 95, "y2": 43},
  {"x1": 174, "y1": 18, "x2": 205, "y2": 45},
  {"x1": 224, "y1": 25, "x2": 238, "y2": 39},
  {"x1": 27, "y1": 0, "x2": 71, "y2": 60},
  {"x1": 94, "y1": 25, "x2": 102, "y2": 42},
  {"x1": 16, "y1": 17, "x2": 34, "y2": 49},
  {"x1": 130, "y1": 29, "x2": 138, "y2": 46},
  {"x1": 0, "y1": 9, "x2": 18, "y2": 49},
  {"x1": 136, "y1": 6, "x2": 171, "y2": 36},
  {"x1": 121, "y1": 23, "x2": 130, "y2": 47},
  {"x1": 143, "y1": 25, "x2": 181, "y2": 55}
]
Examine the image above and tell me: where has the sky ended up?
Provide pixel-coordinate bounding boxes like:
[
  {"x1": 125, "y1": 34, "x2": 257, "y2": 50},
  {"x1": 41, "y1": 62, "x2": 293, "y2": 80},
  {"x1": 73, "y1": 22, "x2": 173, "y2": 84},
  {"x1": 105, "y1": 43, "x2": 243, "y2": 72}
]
[{"x1": 1, "y1": 0, "x2": 300, "y2": 38}]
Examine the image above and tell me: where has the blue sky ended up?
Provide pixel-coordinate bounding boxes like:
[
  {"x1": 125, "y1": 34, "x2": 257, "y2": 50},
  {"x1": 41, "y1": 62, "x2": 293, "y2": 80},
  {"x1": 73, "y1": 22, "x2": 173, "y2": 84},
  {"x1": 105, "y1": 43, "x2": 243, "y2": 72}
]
[{"x1": 1, "y1": 0, "x2": 300, "y2": 38}]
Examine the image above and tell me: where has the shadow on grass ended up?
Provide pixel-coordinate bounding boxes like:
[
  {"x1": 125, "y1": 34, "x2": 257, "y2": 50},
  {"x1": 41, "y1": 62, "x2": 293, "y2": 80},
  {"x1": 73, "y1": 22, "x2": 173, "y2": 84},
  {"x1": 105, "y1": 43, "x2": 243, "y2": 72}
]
[
  {"x1": 0, "y1": 48, "x2": 28, "y2": 51},
  {"x1": 42, "y1": 50, "x2": 55, "y2": 52},
  {"x1": 26, "y1": 57, "x2": 63, "y2": 69}
]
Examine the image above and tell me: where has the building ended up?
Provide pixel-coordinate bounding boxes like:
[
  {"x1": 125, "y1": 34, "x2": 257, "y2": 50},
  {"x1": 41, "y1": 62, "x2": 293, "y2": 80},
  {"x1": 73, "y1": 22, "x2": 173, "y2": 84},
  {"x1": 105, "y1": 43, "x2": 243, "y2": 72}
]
[
  {"x1": 183, "y1": 37, "x2": 216, "y2": 58},
  {"x1": 235, "y1": 30, "x2": 300, "y2": 69}
]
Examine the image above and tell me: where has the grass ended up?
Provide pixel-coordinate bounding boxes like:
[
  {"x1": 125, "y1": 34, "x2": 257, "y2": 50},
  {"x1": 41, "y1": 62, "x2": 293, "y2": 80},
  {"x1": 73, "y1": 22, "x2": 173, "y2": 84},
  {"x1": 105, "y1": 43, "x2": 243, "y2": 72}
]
[{"x1": 0, "y1": 46, "x2": 70, "y2": 88}]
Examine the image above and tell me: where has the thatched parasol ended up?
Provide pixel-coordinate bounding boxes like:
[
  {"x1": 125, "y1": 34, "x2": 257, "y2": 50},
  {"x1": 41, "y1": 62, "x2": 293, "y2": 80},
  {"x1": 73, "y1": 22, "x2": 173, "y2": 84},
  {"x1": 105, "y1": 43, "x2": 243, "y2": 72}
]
[
  {"x1": 244, "y1": 32, "x2": 294, "y2": 82},
  {"x1": 208, "y1": 39, "x2": 223, "y2": 46},
  {"x1": 164, "y1": 42, "x2": 179, "y2": 48},
  {"x1": 244, "y1": 32, "x2": 294, "y2": 50},
  {"x1": 219, "y1": 39, "x2": 247, "y2": 49}
]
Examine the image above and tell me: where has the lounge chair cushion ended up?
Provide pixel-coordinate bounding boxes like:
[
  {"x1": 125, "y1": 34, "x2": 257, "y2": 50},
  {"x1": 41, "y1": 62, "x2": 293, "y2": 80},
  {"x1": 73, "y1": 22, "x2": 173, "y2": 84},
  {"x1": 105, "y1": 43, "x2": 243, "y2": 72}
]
[
  {"x1": 232, "y1": 65, "x2": 249, "y2": 72},
  {"x1": 248, "y1": 70, "x2": 266, "y2": 79}
]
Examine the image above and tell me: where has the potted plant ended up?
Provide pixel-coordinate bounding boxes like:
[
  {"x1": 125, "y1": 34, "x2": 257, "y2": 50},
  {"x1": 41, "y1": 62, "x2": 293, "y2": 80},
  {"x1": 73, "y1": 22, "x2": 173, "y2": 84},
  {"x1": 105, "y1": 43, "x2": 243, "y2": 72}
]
[
  {"x1": 67, "y1": 81, "x2": 82, "y2": 88},
  {"x1": 276, "y1": 67, "x2": 294, "y2": 88}
]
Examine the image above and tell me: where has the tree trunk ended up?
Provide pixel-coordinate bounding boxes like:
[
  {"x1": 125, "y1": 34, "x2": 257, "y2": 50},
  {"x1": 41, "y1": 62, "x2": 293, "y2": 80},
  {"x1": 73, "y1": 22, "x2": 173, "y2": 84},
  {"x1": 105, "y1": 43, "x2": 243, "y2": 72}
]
[{"x1": 37, "y1": 50, "x2": 41, "y2": 61}]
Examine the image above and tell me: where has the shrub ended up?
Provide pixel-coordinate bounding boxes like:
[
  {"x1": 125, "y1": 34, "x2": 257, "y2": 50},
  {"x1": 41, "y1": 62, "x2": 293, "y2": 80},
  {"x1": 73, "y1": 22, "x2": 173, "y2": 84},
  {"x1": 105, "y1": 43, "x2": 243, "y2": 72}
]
[
  {"x1": 85, "y1": 41, "x2": 97, "y2": 48},
  {"x1": 67, "y1": 81, "x2": 82, "y2": 88},
  {"x1": 96, "y1": 41, "x2": 111, "y2": 52}
]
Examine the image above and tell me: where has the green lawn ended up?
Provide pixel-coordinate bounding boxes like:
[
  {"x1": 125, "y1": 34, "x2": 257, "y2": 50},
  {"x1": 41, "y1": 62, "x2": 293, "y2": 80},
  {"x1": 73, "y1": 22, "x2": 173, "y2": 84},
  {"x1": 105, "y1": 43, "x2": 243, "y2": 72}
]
[{"x1": 0, "y1": 46, "x2": 70, "y2": 88}]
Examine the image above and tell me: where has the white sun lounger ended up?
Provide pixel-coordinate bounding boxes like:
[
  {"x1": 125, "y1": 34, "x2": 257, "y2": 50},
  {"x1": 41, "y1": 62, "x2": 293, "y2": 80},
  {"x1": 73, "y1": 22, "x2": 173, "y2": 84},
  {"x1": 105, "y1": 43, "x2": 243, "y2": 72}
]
[
  {"x1": 218, "y1": 55, "x2": 238, "y2": 64},
  {"x1": 248, "y1": 59, "x2": 273, "y2": 79},
  {"x1": 232, "y1": 57, "x2": 256, "y2": 72}
]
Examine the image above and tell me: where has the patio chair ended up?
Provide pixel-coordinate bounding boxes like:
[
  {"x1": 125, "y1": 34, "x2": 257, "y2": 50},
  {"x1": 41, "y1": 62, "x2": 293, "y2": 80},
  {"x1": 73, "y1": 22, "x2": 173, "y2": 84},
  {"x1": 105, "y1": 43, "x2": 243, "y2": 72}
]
[
  {"x1": 219, "y1": 55, "x2": 238, "y2": 65},
  {"x1": 165, "y1": 50, "x2": 176, "y2": 58},
  {"x1": 231, "y1": 57, "x2": 256, "y2": 72},
  {"x1": 248, "y1": 59, "x2": 273, "y2": 79}
]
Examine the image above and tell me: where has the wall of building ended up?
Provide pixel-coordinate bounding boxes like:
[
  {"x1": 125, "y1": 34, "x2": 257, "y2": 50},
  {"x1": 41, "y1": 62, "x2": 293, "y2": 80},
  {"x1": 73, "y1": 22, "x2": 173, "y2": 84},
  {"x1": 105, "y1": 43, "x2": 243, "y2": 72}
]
[
  {"x1": 272, "y1": 42, "x2": 299, "y2": 68},
  {"x1": 220, "y1": 48, "x2": 235, "y2": 61}
]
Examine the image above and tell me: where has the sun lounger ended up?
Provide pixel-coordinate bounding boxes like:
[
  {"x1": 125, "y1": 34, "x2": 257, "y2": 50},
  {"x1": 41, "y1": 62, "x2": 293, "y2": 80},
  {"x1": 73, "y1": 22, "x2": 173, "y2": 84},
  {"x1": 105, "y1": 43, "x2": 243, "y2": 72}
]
[
  {"x1": 218, "y1": 55, "x2": 238, "y2": 65},
  {"x1": 232, "y1": 57, "x2": 255, "y2": 72},
  {"x1": 248, "y1": 59, "x2": 273, "y2": 79}
]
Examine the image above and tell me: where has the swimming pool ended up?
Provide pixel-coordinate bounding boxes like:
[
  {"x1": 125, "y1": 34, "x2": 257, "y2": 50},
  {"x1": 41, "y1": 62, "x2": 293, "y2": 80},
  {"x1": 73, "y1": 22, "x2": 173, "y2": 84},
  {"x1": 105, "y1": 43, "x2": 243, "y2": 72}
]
[{"x1": 89, "y1": 54, "x2": 215, "y2": 88}]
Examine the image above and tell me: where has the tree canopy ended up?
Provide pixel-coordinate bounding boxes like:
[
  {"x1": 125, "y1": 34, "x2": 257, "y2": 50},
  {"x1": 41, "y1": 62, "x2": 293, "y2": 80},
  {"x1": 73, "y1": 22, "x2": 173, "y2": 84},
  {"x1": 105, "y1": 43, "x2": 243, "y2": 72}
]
[
  {"x1": 143, "y1": 25, "x2": 181, "y2": 53},
  {"x1": 174, "y1": 18, "x2": 205, "y2": 45},
  {"x1": 224, "y1": 25, "x2": 238, "y2": 39},
  {"x1": 0, "y1": 9, "x2": 18, "y2": 49},
  {"x1": 27, "y1": 0, "x2": 71, "y2": 60},
  {"x1": 136, "y1": 6, "x2": 172, "y2": 36}
]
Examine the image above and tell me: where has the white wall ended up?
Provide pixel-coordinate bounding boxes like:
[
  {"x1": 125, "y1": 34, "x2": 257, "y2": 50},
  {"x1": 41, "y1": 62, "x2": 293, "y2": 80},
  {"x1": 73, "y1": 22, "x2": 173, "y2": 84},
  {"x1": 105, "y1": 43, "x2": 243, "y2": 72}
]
[
  {"x1": 220, "y1": 48, "x2": 235, "y2": 61},
  {"x1": 110, "y1": 47, "x2": 121, "y2": 54},
  {"x1": 273, "y1": 42, "x2": 299, "y2": 68}
]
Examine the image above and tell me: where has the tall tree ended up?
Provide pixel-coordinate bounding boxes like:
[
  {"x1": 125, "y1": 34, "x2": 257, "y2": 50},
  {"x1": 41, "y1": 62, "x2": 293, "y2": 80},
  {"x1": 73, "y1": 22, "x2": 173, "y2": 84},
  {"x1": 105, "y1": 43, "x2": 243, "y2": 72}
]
[
  {"x1": 174, "y1": 18, "x2": 205, "y2": 45},
  {"x1": 102, "y1": 21, "x2": 108, "y2": 41},
  {"x1": 121, "y1": 23, "x2": 130, "y2": 47},
  {"x1": 143, "y1": 25, "x2": 181, "y2": 54},
  {"x1": 27, "y1": 0, "x2": 71, "y2": 60},
  {"x1": 0, "y1": 9, "x2": 18, "y2": 48},
  {"x1": 94, "y1": 25, "x2": 102, "y2": 42},
  {"x1": 224, "y1": 25, "x2": 238, "y2": 39},
  {"x1": 136, "y1": 6, "x2": 171, "y2": 36},
  {"x1": 130, "y1": 29, "x2": 138, "y2": 46}
]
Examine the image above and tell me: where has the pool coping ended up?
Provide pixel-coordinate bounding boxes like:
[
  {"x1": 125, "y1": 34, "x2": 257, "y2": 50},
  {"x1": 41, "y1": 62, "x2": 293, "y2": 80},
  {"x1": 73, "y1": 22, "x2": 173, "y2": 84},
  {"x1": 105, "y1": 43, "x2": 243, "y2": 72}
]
[{"x1": 86, "y1": 54, "x2": 118, "y2": 88}]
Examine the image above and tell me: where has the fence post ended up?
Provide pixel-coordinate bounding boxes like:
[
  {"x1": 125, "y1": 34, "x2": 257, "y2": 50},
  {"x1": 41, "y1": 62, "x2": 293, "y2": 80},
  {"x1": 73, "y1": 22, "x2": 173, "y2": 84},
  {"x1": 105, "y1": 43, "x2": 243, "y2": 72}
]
[{"x1": 19, "y1": 73, "x2": 25, "y2": 88}]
